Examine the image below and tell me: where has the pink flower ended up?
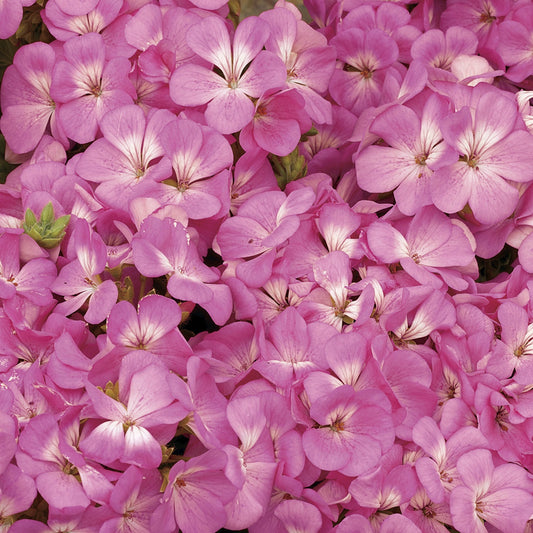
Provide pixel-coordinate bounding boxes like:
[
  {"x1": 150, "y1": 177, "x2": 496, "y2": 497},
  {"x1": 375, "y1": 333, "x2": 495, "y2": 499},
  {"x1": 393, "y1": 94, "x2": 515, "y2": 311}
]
[
  {"x1": 366, "y1": 206, "x2": 476, "y2": 290},
  {"x1": 302, "y1": 384, "x2": 395, "y2": 476},
  {"x1": 0, "y1": 0, "x2": 35, "y2": 39},
  {"x1": 99, "y1": 466, "x2": 162, "y2": 533},
  {"x1": 0, "y1": 465, "x2": 36, "y2": 525},
  {"x1": 356, "y1": 94, "x2": 456, "y2": 215},
  {"x1": 0, "y1": 42, "x2": 65, "y2": 154},
  {"x1": 154, "y1": 450, "x2": 237, "y2": 533},
  {"x1": 413, "y1": 417, "x2": 488, "y2": 503},
  {"x1": 217, "y1": 188, "x2": 315, "y2": 288},
  {"x1": 170, "y1": 15, "x2": 287, "y2": 134},
  {"x1": 80, "y1": 353, "x2": 187, "y2": 469},
  {"x1": 51, "y1": 219, "x2": 118, "y2": 324},
  {"x1": 329, "y1": 28, "x2": 400, "y2": 115},
  {"x1": 50, "y1": 32, "x2": 135, "y2": 144},
  {"x1": 431, "y1": 85, "x2": 533, "y2": 225},
  {"x1": 132, "y1": 216, "x2": 232, "y2": 326},
  {"x1": 440, "y1": 0, "x2": 511, "y2": 47},
  {"x1": 260, "y1": 6, "x2": 336, "y2": 124},
  {"x1": 125, "y1": 5, "x2": 202, "y2": 84},
  {"x1": 450, "y1": 449, "x2": 533, "y2": 533},
  {"x1": 106, "y1": 294, "x2": 192, "y2": 375},
  {"x1": 254, "y1": 306, "x2": 334, "y2": 387},
  {"x1": 76, "y1": 104, "x2": 174, "y2": 210},
  {"x1": 222, "y1": 396, "x2": 277, "y2": 530},
  {"x1": 136, "y1": 117, "x2": 233, "y2": 220},
  {"x1": 240, "y1": 89, "x2": 312, "y2": 156},
  {"x1": 42, "y1": 0, "x2": 123, "y2": 42}
]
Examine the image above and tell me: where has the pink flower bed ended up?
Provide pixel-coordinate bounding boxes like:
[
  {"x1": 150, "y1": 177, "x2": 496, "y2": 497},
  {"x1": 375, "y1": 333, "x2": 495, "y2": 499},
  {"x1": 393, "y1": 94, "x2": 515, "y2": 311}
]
[{"x1": 1, "y1": 0, "x2": 533, "y2": 531}]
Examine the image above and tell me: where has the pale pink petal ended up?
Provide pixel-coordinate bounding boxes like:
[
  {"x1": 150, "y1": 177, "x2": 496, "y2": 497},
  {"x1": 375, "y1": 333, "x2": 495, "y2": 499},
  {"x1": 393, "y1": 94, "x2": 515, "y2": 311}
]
[
  {"x1": 274, "y1": 500, "x2": 322, "y2": 533},
  {"x1": 80, "y1": 421, "x2": 125, "y2": 465},
  {"x1": 232, "y1": 16, "x2": 271, "y2": 77},
  {"x1": 169, "y1": 64, "x2": 227, "y2": 107},
  {"x1": 238, "y1": 51, "x2": 287, "y2": 98},
  {"x1": 186, "y1": 16, "x2": 232, "y2": 77},
  {"x1": 205, "y1": 89, "x2": 255, "y2": 134},
  {"x1": 84, "y1": 279, "x2": 117, "y2": 324},
  {"x1": 36, "y1": 471, "x2": 90, "y2": 513},
  {"x1": 122, "y1": 425, "x2": 162, "y2": 469},
  {"x1": 366, "y1": 221, "x2": 409, "y2": 262}
]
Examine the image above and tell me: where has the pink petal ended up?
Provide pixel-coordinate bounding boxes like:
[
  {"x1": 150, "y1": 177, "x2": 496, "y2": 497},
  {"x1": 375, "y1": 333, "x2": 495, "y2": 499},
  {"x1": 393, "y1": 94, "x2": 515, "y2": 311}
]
[
  {"x1": 84, "y1": 279, "x2": 118, "y2": 324},
  {"x1": 36, "y1": 471, "x2": 90, "y2": 513},
  {"x1": 80, "y1": 421, "x2": 125, "y2": 465},
  {"x1": 274, "y1": 500, "x2": 322, "y2": 533},
  {"x1": 122, "y1": 425, "x2": 162, "y2": 469},
  {"x1": 170, "y1": 64, "x2": 227, "y2": 107},
  {"x1": 186, "y1": 16, "x2": 232, "y2": 77},
  {"x1": 366, "y1": 221, "x2": 409, "y2": 263},
  {"x1": 205, "y1": 88, "x2": 255, "y2": 134}
]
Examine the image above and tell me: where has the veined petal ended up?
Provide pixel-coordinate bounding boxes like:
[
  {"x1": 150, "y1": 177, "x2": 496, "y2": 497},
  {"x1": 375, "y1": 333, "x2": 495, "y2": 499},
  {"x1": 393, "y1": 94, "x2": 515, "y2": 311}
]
[
  {"x1": 80, "y1": 421, "x2": 125, "y2": 465},
  {"x1": 186, "y1": 16, "x2": 232, "y2": 78},
  {"x1": 239, "y1": 51, "x2": 287, "y2": 98},
  {"x1": 366, "y1": 221, "x2": 409, "y2": 263},
  {"x1": 232, "y1": 16, "x2": 270, "y2": 77},
  {"x1": 170, "y1": 64, "x2": 227, "y2": 107},
  {"x1": 123, "y1": 425, "x2": 162, "y2": 469},
  {"x1": 205, "y1": 89, "x2": 255, "y2": 134}
]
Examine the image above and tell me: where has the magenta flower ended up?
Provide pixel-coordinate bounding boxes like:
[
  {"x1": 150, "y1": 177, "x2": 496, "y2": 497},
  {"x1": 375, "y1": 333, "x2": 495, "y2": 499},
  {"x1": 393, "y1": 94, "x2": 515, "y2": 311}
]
[
  {"x1": 154, "y1": 450, "x2": 237, "y2": 533},
  {"x1": 0, "y1": 42, "x2": 65, "y2": 154},
  {"x1": 132, "y1": 216, "x2": 232, "y2": 326},
  {"x1": 80, "y1": 353, "x2": 186, "y2": 469},
  {"x1": 170, "y1": 15, "x2": 287, "y2": 134},
  {"x1": 50, "y1": 32, "x2": 135, "y2": 144},
  {"x1": 356, "y1": 94, "x2": 456, "y2": 215},
  {"x1": 366, "y1": 206, "x2": 476, "y2": 290},
  {"x1": 302, "y1": 384, "x2": 394, "y2": 476},
  {"x1": 76, "y1": 104, "x2": 174, "y2": 210},
  {"x1": 51, "y1": 219, "x2": 118, "y2": 324},
  {"x1": 136, "y1": 117, "x2": 233, "y2": 220},
  {"x1": 431, "y1": 86, "x2": 533, "y2": 225},
  {"x1": 450, "y1": 449, "x2": 533, "y2": 533}
]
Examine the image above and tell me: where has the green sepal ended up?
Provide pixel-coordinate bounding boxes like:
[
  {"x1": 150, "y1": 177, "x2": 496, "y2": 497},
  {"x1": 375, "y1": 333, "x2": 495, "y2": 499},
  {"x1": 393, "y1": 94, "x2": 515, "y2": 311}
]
[
  {"x1": 22, "y1": 203, "x2": 70, "y2": 249},
  {"x1": 269, "y1": 147, "x2": 307, "y2": 190}
]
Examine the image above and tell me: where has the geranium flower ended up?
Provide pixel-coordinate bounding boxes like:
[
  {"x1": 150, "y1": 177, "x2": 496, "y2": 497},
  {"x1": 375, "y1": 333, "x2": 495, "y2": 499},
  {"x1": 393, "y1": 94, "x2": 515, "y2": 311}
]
[{"x1": 170, "y1": 15, "x2": 287, "y2": 134}]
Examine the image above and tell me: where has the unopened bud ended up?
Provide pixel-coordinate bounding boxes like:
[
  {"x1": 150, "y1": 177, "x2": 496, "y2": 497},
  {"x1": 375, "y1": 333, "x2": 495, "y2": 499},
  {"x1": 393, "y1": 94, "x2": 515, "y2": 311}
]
[
  {"x1": 269, "y1": 148, "x2": 307, "y2": 190},
  {"x1": 23, "y1": 203, "x2": 70, "y2": 249}
]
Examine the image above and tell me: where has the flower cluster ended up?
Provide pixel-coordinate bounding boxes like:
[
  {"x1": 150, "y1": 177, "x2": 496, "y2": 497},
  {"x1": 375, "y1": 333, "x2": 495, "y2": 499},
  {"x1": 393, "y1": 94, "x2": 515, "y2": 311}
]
[{"x1": 2, "y1": 0, "x2": 533, "y2": 531}]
